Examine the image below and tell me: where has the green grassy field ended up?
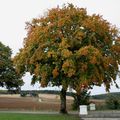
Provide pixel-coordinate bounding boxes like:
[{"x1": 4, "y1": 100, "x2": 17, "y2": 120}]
[{"x1": 0, "y1": 113, "x2": 80, "y2": 120}]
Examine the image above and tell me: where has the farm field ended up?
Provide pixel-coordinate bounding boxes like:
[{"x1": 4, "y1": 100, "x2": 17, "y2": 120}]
[{"x1": 0, "y1": 94, "x2": 73, "y2": 111}]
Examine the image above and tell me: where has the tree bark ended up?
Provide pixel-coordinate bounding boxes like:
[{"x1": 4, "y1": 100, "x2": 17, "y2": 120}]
[{"x1": 60, "y1": 88, "x2": 67, "y2": 114}]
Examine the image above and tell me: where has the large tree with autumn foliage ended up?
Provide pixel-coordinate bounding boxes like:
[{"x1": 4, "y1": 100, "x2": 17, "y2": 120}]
[{"x1": 14, "y1": 4, "x2": 120, "y2": 113}]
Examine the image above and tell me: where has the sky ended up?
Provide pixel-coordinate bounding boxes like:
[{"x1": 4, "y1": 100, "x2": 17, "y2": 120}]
[{"x1": 0, "y1": 0, "x2": 120, "y2": 95}]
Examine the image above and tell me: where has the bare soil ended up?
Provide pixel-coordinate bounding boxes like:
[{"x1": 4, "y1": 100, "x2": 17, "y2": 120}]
[{"x1": 0, "y1": 94, "x2": 73, "y2": 111}]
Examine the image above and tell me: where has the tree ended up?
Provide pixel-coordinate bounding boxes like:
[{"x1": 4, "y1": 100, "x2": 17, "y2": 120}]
[
  {"x1": 0, "y1": 42, "x2": 23, "y2": 91},
  {"x1": 14, "y1": 4, "x2": 120, "y2": 113},
  {"x1": 72, "y1": 89, "x2": 90, "y2": 110},
  {"x1": 106, "y1": 94, "x2": 120, "y2": 110}
]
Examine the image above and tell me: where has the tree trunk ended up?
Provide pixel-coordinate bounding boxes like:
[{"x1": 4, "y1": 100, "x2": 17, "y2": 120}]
[{"x1": 60, "y1": 88, "x2": 67, "y2": 114}]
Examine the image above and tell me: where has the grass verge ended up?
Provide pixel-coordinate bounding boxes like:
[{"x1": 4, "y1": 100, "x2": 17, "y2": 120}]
[{"x1": 0, "y1": 113, "x2": 80, "y2": 120}]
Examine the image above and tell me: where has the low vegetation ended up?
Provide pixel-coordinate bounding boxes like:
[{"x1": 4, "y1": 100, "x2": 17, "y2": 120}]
[
  {"x1": 72, "y1": 90, "x2": 90, "y2": 110},
  {"x1": 91, "y1": 92, "x2": 120, "y2": 110},
  {"x1": 105, "y1": 94, "x2": 120, "y2": 110},
  {"x1": 0, "y1": 113, "x2": 80, "y2": 120}
]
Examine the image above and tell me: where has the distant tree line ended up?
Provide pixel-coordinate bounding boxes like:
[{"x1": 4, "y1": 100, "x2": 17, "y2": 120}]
[{"x1": 91, "y1": 92, "x2": 120, "y2": 100}]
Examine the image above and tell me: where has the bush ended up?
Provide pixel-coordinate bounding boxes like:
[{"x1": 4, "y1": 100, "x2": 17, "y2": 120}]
[
  {"x1": 20, "y1": 92, "x2": 27, "y2": 97},
  {"x1": 72, "y1": 90, "x2": 90, "y2": 110},
  {"x1": 30, "y1": 92, "x2": 38, "y2": 97},
  {"x1": 105, "y1": 94, "x2": 120, "y2": 110}
]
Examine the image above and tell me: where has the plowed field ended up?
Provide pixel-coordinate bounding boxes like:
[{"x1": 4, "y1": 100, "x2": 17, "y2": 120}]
[{"x1": 0, "y1": 94, "x2": 73, "y2": 111}]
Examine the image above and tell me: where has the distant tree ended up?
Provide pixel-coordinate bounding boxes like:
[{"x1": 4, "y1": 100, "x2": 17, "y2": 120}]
[
  {"x1": 0, "y1": 42, "x2": 23, "y2": 91},
  {"x1": 106, "y1": 94, "x2": 120, "y2": 110},
  {"x1": 14, "y1": 4, "x2": 120, "y2": 113}
]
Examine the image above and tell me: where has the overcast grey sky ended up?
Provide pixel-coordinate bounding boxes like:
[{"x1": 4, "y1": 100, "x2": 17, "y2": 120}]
[{"x1": 0, "y1": 0, "x2": 120, "y2": 94}]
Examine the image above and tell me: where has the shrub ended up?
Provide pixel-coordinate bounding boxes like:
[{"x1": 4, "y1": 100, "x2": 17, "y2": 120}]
[
  {"x1": 105, "y1": 94, "x2": 120, "y2": 110},
  {"x1": 72, "y1": 90, "x2": 90, "y2": 110},
  {"x1": 20, "y1": 92, "x2": 27, "y2": 97},
  {"x1": 30, "y1": 92, "x2": 38, "y2": 97}
]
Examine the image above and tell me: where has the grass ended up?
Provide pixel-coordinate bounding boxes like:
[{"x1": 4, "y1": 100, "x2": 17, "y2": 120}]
[{"x1": 0, "y1": 113, "x2": 80, "y2": 120}]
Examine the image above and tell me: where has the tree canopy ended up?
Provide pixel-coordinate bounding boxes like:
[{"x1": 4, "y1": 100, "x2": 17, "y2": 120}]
[
  {"x1": 14, "y1": 4, "x2": 120, "y2": 93},
  {"x1": 13, "y1": 4, "x2": 120, "y2": 113},
  {"x1": 0, "y1": 41, "x2": 23, "y2": 90}
]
